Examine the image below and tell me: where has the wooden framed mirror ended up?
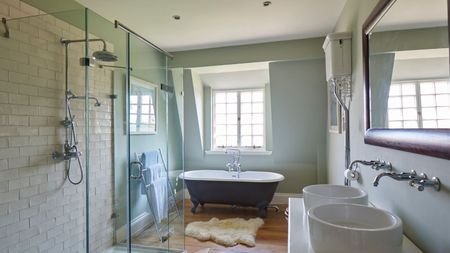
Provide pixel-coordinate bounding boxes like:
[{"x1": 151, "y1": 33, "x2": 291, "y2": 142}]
[{"x1": 363, "y1": 0, "x2": 450, "y2": 159}]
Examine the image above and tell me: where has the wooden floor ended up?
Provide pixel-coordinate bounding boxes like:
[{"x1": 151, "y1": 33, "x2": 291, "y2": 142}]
[
  {"x1": 184, "y1": 203, "x2": 288, "y2": 253},
  {"x1": 131, "y1": 202, "x2": 288, "y2": 253}
]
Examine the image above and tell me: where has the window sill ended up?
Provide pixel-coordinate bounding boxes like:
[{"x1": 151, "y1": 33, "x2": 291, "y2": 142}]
[{"x1": 205, "y1": 150, "x2": 272, "y2": 156}]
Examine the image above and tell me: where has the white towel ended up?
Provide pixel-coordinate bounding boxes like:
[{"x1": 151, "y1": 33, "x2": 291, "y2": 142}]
[{"x1": 148, "y1": 177, "x2": 169, "y2": 223}]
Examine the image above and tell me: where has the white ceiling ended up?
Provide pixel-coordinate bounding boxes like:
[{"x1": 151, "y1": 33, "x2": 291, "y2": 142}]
[
  {"x1": 375, "y1": 0, "x2": 447, "y2": 31},
  {"x1": 76, "y1": 0, "x2": 347, "y2": 52}
]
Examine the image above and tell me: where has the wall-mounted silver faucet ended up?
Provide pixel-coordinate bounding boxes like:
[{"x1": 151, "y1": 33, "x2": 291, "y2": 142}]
[
  {"x1": 349, "y1": 159, "x2": 392, "y2": 171},
  {"x1": 373, "y1": 170, "x2": 441, "y2": 192},
  {"x1": 373, "y1": 170, "x2": 415, "y2": 187}
]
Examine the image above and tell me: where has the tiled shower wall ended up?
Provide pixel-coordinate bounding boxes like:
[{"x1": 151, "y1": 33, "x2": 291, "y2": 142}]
[{"x1": 0, "y1": 1, "x2": 115, "y2": 252}]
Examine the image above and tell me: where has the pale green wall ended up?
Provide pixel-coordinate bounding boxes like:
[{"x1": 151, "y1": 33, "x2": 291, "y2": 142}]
[{"x1": 328, "y1": 1, "x2": 450, "y2": 252}]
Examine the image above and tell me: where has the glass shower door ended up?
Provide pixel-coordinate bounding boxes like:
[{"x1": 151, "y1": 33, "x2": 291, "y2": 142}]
[{"x1": 125, "y1": 32, "x2": 185, "y2": 252}]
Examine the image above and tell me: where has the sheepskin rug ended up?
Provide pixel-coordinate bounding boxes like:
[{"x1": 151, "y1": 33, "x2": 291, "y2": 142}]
[{"x1": 185, "y1": 217, "x2": 264, "y2": 247}]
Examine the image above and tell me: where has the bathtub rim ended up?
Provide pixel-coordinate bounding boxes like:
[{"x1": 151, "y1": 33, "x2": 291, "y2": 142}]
[{"x1": 178, "y1": 169, "x2": 285, "y2": 183}]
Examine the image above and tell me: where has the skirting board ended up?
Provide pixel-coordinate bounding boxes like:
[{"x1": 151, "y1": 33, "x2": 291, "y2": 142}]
[
  {"x1": 116, "y1": 212, "x2": 152, "y2": 243},
  {"x1": 183, "y1": 189, "x2": 301, "y2": 205}
]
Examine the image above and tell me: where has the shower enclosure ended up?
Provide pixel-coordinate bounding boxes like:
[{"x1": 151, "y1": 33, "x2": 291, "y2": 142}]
[{"x1": 0, "y1": 5, "x2": 184, "y2": 253}]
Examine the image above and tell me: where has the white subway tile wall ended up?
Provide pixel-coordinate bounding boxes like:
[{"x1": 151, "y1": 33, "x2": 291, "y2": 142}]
[{"x1": 0, "y1": 0, "x2": 115, "y2": 252}]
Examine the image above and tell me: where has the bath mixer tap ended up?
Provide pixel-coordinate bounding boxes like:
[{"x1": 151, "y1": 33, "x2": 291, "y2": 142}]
[
  {"x1": 225, "y1": 148, "x2": 241, "y2": 177},
  {"x1": 373, "y1": 170, "x2": 416, "y2": 187}
]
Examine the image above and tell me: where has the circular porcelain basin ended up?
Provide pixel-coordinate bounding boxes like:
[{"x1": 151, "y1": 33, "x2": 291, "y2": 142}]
[
  {"x1": 308, "y1": 203, "x2": 403, "y2": 253},
  {"x1": 303, "y1": 184, "x2": 368, "y2": 211}
]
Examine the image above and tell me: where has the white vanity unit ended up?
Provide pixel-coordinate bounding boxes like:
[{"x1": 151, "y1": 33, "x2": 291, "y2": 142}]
[{"x1": 287, "y1": 198, "x2": 422, "y2": 253}]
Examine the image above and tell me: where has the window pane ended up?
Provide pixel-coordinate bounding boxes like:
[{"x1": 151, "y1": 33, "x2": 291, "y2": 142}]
[
  {"x1": 241, "y1": 125, "x2": 252, "y2": 135},
  {"x1": 389, "y1": 121, "x2": 402, "y2": 128},
  {"x1": 141, "y1": 115, "x2": 149, "y2": 124},
  {"x1": 241, "y1": 136, "x2": 252, "y2": 146},
  {"x1": 130, "y1": 124, "x2": 136, "y2": 132},
  {"x1": 389, "y1": 84, "x2": 401, "y2": 96},
  {"x1": 130, "y1": 95, "x2": 138, "y2": 104},
  {"x1": 227, "y1": 103, "x2": 237, "y2": 114},
  {"x1": 421, "y1": 95, "x2": 436, "y2": 107},
  {"x1": 420, "y1": 82, "x2": 435, "y2": 95},
  {"x1": 438, "y1": 120, "x2": 450, "y2": 128},
  {"x1": 241, "y1": 103, "x2": 252, "y2": 113},
  {"x1": 403, "y1": 121, "x2": 418, "y2": 128},
  {"x1": 150, "y1": 115, "x2": 156, "y2": 124},
  {"x1": 403, "y1": 108, "x2": 417, "y2": 120},
  {"x1": 141, "y1": 95, "x2": 150, "y2": 104},
  {"x1": 216, "y1": 136, "x2": 226, "y2": 146},
  {"x1": 252, "y1": 114, "x2": 264, "y2": 124},
  {"x1": 252, "y1": 103, "x2": 264, "y2": 113},
  {"x1": 253, "y1": 91, "x2": 264, "y2": 102},
  {"x1": 216, "y1": 104, "x2": 226, "y2": 114},
  {"x1": 227, "y1": 125, "x2": 237, "y2": 135},
  {"x1": 216, "y1": 114, "x2": 226, "y2": 124},
  {"x1": 227, "y1": 136, "x2": 237, "y2": 146},
  {"x1": 402, "y1": 96, "x2": 416, "y2": 108},
  {"x1": 150, "y1": 106, "x2": 155, "y2": 114},
  {"x1": 402, "y1": 83, "x2": 416, "y2": 95},
  {"x1": 241, "y1": 114, "x2": 252, "y2": 124},
  {"x1": 215, "y1": 92, "x2": 226, "y2": 103},
  {"x1": 227, "y1": 114, "x2": 237, "y2": 124},
  {"x1": 388, "y1": 97, "x2": 402, "y2": 108},
  {"x1": 216, "y1": 125, "x2": 226, "y2": 135},
  {"x1": 436, "y1": 94, "x2": 449, "y2": 106},
  {"x1": 253, "y1": 136, "x2": 264, "y2": 146},
  {"x1": 227, "y1": 92, "x2": 237, "y2": 103},
  {"x1": 130, "y1": 114, "x2": 137, "y2": 124},
  {"x1": 422, "y1": 108, "x2": 437, "y2": 120},
  {"x1": 423, "y1": 120, "x2": 437, "y2": 128},
  {"x1": 130, "y1": 105, "x2": 138, "y2": 113},
  {"x1": 253, "y1": 125, "x2": 264, "y2": 135},
  {"x1": 141, "y1": 105, "x2": 149, "y2": 114},
  {"x1": 437, "y1": 107, "x2": 450, "y2": 119},
  {"x1": 388, "y1": 109, "x2": 403, "y2": 120},
  {"x1": 241, "y1": 92, "x2": 252, "y2": 102},
  {"x1": 435, "y1": 81, "x2": 450, "y2": 94}
]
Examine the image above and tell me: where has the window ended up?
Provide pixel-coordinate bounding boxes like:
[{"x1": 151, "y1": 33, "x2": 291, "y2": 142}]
[
  {"x1": 212, "y1": 89, "x2": 265, "y2": 150},
  {"x1": 388, "y1": 79, "x2": 450, "y2": 128},
  {"x1": 130, "y1": 77, "x2": 157, "y2": 134}
]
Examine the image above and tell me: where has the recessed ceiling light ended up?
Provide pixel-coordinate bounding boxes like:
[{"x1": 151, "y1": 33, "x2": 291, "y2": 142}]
[
  {"x1": 263, "y1": 1, "x2": 271, "y2": 7},
  {"x1": 172, "y1": 15, "x2": 181, "y2": 20}
]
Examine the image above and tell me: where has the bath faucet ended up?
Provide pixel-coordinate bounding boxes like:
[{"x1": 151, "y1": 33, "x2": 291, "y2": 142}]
[
  {"x1": 373, "y1": 170, "x2": 416, "y2": 187},
  {"x1": 225, "y1": 148, "x2": 241, "y2": 177}
]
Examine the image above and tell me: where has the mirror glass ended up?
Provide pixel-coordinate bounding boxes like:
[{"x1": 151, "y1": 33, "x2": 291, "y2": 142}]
[{"x1": 369, "y1": 0, "x2": 450, "y2": 128}]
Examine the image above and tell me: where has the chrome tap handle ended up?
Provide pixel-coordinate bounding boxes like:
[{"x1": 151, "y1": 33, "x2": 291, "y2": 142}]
[
  {"x1": 409, "y1": 179, "x2": 425, "y2": 191},
  {"x1": 409, "y1": 173, "x2": 441, "y2": 192}
]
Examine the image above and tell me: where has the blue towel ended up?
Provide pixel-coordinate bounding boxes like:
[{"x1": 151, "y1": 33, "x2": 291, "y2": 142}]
[{"x1": 142, "y1": 151, "x2": 159, "y2": 168}]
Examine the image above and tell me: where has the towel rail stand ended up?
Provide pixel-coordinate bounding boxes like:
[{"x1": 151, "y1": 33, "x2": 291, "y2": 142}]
[{"x1": 130, "y1": 149, "x2": 181, "y2": 242}]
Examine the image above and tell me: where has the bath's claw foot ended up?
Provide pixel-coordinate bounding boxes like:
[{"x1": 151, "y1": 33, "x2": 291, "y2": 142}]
[
  {"x1": 257, "y1": 201, "x2": 269, "y2": 218},
  {"x1": 267, "y1": 205, "x2": 280, "y2": 212},
  {"x1": 200, "y1": 202, "x2": 205, "y2": 207},
  {"x1": 258, "y1": 207, "x2": 268, "y2": 218},
  {"x1": 191, "y1": 199, "x2": 200, "y2": 214}
]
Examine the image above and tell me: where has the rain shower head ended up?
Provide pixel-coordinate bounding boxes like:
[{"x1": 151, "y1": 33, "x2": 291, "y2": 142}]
[
  {"x1": 92, "y1": 49, "x2": 118, "y2": 62},
  {"x1": 61, "y1": 38, "x2": 118, "y2": 62}
]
